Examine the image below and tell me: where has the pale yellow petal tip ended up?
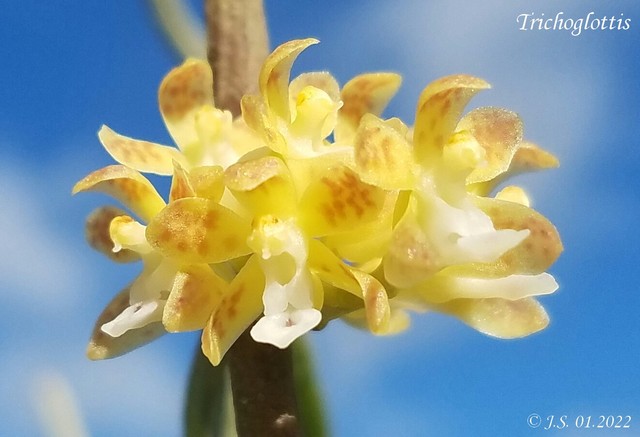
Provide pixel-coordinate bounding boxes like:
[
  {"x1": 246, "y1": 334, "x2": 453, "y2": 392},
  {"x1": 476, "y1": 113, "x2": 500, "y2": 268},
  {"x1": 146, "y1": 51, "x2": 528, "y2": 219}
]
[
  {"x1": 86, "y1": 342, "x2": 108, "y2": 361},
  {"x1": 496, "y1": 186, "x2": 531, "y2": 207}
]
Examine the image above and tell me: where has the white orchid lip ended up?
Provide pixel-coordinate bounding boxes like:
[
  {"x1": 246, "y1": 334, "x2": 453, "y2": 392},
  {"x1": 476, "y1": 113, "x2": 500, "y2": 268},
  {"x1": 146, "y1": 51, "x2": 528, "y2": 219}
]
[
  {"x1": 101, "y1": 299, "x2": 165, "y2": 337},
  {"x1": 247, "y1": 216, "x2": 321, "y2": 348},
  {"x1": 250, "y1": 308, "x2": 322, "y2": 349}
]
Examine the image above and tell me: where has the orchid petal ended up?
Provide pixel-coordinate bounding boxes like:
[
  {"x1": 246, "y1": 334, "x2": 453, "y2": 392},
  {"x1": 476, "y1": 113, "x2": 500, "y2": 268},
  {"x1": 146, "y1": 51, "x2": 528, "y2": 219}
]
[
  {"x1": 415, "y1": 272, "x2": 558, "y2": 303},
  {"x1": 336, "y1": 72, "x2": 402, "y2": 143},
  {"x1": 495, "y1": 186, "x2": 530, "y2": 207},
  {"x1": 109, "y1": 215, "x2": 152, "y2": 254},
  {"x1": 510, "y1": 141, "x2": 559, "y2": 173},
  {"x1": 352, "y1": 270, "x2": 391, "y2": 335},
  {"x1": 98, "y1": 125, "x2": 187, "y2": 175},
  {"x1": 462, "y1": 196, "x2": 564, "y2": 276},
  {"x1": 353, "y1": 114, "x2": 416, "y2": 190},
  {"x1": 435, "y1": 297, "x2": 549, "y2": 338},
  {"x1": 259, "y1": 38, "x2": 319, "y2": 120},
  {"x1": 225, "y1": 156, "x2": 296, "y2": 217},
  {"x1": 158, "y1": 58, "x2": 214, "y2": 150},
  {"x1": 188, "y1": 165, "x2": 225, "y2": 202},
  {"x1": 289, "y1": 72, "x2": 341, "y2": 111},
  {"x1": 458, "y1": 107, "x2": 523, "y2": 184},
  {"x1": 251, "y1": 308, "x2": 322, "y2": 349},
  {"x1": 101, "y1": 299, "x2": 164, "y2": 337},
  {"x1": 201, "y1": 256, "x2": 265, "y2": 366},
  {"x1": 146, "y1": 197, "x2": 251, "y2": 264},
  {"x1": 84, "y1": 206, "x2": 139, "y2": 262},
  {"x1": 87, "y1": 286, "x2": 165, "y2": 360},
  {"x1": 163, "y1": 264, "x2": 228, "y2": 332},
  {"x1": 169, "y1": 161, "x2": 195, "y2": 202},
  {"x1": 169, "y1": 160, "x2": 195, "y2": 202},
  {"x1": 241, "y1": 94, "x2": 288, "y2": 154},
  {"x1": 413, "y1": 75, "x2": 490, "y2": 166},
  {"x1": 299, "y1": 165, "x2": 388, "y2": 236},
  {"x1": 72, "y1": 165, "x2": 166, "y2": 222},
  {"x1": 308, "y1": 239, "x2": 361, "y2": 296}
]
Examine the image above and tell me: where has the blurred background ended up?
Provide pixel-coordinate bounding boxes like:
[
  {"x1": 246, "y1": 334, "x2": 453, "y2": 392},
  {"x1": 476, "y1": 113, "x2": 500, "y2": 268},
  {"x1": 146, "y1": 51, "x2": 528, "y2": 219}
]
[{"x1": 1, "y1": 1, "x2": 639, "y2": 436}]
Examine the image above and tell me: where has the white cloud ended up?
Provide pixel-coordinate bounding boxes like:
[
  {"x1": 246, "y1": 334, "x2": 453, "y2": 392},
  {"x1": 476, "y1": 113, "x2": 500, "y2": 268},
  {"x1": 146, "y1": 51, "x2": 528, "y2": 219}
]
[
  {"x1": 0, "y1": 158, "x2": 90, "y2": 311},
  {"x1": 0, "y1": 156, "x2": 184, "y2": 437}
]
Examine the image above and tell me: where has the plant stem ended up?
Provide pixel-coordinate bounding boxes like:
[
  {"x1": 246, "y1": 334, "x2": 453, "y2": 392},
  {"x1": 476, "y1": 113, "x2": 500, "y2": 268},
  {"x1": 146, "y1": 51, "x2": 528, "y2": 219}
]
[
  {"x1": 228, "y1": 329, "x2": 302, "y2": 437},
  {"x1": 204, "y1": 0, "x2": 269, "y2": 116},
  {"x1": 203, "y1": 1, "x2": 303, "y2": 436}
]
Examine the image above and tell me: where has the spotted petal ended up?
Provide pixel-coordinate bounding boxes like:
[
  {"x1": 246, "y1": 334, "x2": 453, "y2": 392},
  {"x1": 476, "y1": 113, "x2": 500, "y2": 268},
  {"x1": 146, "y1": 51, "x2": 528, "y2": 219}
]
[
  {"x1": 353, "y1": 114, "x2": 416, "y2": 190},
  {"x1": 413, "y1": 75, "x2": 490, "y2": 166},
  {"x1": 84, "y1": 206, "x2": 139, "y2": 263},
  {"x1": 163, "y1": 264, "x2": 228, "y2": 332},
  {"x1": 98, "y1": 125, "x2": 187, "y2": 175},
  {"x1": 458, "y1": 108, "x2": 523, "y2": 184},
  {"x1": 72, "y1": 165, "x2": 166, "y2": 222},
  {"x1": 225, "y1": 155, "x2": 296, "y2": 217},
  {"x1": 443, "y1": 196, "x2": 563, "y2": 277},
  {"x1": 169, "y1": 161, "x2": 195, "y2": 201},
  {"x1": 87, "y1": 286, "x2": 165, "y2": 360},
  {"x1": 201, "y1": 256, "x2": 265, "y2": 366},
  {"x1": 146, "y1": 197, "x2": 251, "y2": 264},
  {"x1": 259, "y1": 38, "x2": 319, "y2": 121},
  {"x1": 336, "y1": 72, "x2": 402, "y2": 143},
  {"x1": 159, "y1": 58, "x2": 214, "y2": 150},
  {"x1": 299, "y1": 165, "x2": 388, "y2": 237},
  {"x1": 351, "y1": 270, "x2": 391, "y2": 335},
  {"x1": 435, "y1": 297, "x2": 549, "y2": 338}
]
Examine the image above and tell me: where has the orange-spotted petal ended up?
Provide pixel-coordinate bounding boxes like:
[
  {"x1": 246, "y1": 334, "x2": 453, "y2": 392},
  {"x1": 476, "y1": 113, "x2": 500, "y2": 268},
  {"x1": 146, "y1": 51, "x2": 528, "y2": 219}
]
[
  {"x1": 84, "y1": 206, "x2": 140, "y2": 263},
  {"x1": 457, "y1": 107, "x2": 523, "y2": 184},
  {"x1": 434, "y1": 297, "x2": 549, "y2": 338},
  {"x1": 444, "y1": 197, "x2": 563, "y2": 278},
  {"x1": 224, "y1": 155, "x2": 296, "y2": 217},
  {"x1": 163, "y1": 264, "x2": 228, "y2": 332},
  {"x1": 169, "y1": 161, "x2": 195, "y2": 202},
  {"x1": 98, "y1": 125, "x2": 187, "y2": 175},
  {"x1": 87, "y1": 286, "x2": 165, "y2": 360},
  {"x1": 298, "y1": 165, "x2": 388, "y2": 237},
  {"x1": 351, "y1": 269, "x2": 391, "y2": 335},
  {"x1": 259, "y1": 38, "x2": 319, "y2": 120},
  {"x1": 158, "y1": 58, "x2": 214, "y2": 150},
  {"x1": 72, "y1": 165, "x2": 166, "y2": 222},
  {"x1": 413, "y1": 75, "x2": 490, "y2": 166},
  {"x1": 336, "y1": 72, "x2": 402, "y2": 143},
  {"x1": 475, "y1": 196, "x2": 562, "y2": 275},
  {"x1": 146, "y1": 197, "x2": 251, "y2": 264},
  {"x1": 353, "y1": 114, "x2": 416, "y2": 190},
  {"x1": 201, "y1": 255, "x2": 265, "y2": 365}
]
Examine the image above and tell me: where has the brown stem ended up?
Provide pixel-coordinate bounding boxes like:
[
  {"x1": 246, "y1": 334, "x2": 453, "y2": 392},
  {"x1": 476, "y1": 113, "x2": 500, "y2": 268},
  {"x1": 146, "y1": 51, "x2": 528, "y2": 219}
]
[
  {"x1": 204, "y1": 1, "x2": 302, "y2": 436},
  {"x1": 228, "y1": 329, "x2": 302, "y2": 437},
  {"x1": 205, "y1": 0, "x2": 269, "y2": 116}
]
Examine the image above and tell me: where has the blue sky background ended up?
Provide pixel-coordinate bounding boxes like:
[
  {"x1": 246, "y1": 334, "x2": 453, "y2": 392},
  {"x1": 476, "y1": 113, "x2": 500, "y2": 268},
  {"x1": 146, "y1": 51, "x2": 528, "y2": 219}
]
[{"x1": 1, "y1": 1, "x2": 639, "y2": 436}]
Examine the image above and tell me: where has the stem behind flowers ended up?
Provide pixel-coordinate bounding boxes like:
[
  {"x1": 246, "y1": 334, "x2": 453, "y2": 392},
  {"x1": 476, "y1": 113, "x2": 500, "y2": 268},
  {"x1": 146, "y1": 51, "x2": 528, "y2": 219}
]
[{"x1": 202, "y1": 1, "x2": 303, "y2": 436}]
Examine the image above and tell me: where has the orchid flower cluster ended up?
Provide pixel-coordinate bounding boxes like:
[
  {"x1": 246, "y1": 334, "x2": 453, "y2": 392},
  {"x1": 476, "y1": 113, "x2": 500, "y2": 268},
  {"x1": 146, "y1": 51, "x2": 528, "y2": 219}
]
[{"x1": 74, "y1": 39, "x2": 562, "y2": 366}]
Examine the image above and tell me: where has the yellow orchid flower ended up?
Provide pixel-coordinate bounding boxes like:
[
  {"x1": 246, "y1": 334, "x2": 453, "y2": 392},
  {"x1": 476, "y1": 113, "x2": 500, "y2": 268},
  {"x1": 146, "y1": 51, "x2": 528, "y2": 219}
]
[
  {"x1": 352, "y1": 75, "x2": 563, "y2": 338},
  {"x1": 74, "y1": 38, "x2": 562, "y2": 366}
]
